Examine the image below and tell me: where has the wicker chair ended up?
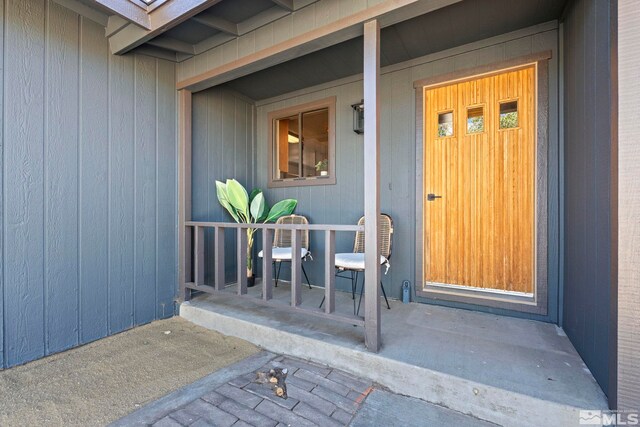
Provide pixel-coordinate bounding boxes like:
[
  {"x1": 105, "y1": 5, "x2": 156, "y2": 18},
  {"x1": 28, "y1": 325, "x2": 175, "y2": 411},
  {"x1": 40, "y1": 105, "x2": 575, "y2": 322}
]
[
  {"x1": 258, "y1": 214, "x2": 313, "y2": 289},
  {"x1": 320, "y1": 214, "x2": 392, "y2": 315}
]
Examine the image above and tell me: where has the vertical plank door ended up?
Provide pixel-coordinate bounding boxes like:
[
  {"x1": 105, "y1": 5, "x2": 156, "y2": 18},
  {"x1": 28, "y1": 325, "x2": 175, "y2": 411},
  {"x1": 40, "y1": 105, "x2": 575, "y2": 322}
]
[{"x1": 424, "y1": 66, "x2": 535, "y2": 294}]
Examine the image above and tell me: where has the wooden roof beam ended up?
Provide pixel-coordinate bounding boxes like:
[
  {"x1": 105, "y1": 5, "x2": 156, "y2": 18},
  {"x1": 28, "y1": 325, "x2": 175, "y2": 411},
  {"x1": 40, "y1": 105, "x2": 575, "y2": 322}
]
[
  {"x1": 236, "y1": 6, "x2": 290, "y2": 35},
  {"x1": 193, "y1": 5, "x2": 292, "y2": 55},
  {"x1": 270, "y1": 0, "x2": 293, "y2": 12},
  {"x1": 93, "y1": 0, "x2": 151, "y2": 29},
  {"x1": 109, "y1": 0, "x2": 223, "y2": 54},
  {"x1": 106, "y1": 15, "x2": 129, "y2": 37},
  {"x1": 147, "y1": 36, "x2": 195, "y2": 55},
  {"x1": 192, "y1": 14, "x2": 238, "y2": 36},
  {"x1": 178, "y1": 0, "x2": 463, "y2": 92}
]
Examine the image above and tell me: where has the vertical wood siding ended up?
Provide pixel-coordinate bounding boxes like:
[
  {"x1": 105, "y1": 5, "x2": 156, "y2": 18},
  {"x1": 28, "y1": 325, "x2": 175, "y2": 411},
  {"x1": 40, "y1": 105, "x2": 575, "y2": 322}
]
[
  {"x1": 47, "y1": 3, "x2": 80, "y2": 354},
  {"x1": 618, "y1": 0, "x2": 640, "y2": 411},
  {"x1": 0, "y1": 0, "x2": 177, "y2": 369},
  {"x1": 563, "y1": 0, "x2": 613, "y2": 398},
  {"x1": 614, "y1": 0, "x2": 640, "y2": 410},
  {"x1": 191, "y1": 88, "x2": 254, "y2": 282},
  {"x1": 247, "y1": 27, "x2": 560, "y2": 319}
]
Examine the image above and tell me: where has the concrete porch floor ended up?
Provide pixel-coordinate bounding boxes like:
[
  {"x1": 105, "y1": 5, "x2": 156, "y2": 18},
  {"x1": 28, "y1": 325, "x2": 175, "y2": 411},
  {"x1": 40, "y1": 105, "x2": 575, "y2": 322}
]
[{"x1": 180, "y1": 281, "x2": 608, "y2": 427}]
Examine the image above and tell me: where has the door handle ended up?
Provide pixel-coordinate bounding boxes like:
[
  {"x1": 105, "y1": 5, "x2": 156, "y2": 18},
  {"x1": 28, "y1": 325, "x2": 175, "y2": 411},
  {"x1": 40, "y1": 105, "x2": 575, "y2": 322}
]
[{"x1": 427, "y1": 193, "x2": 442, "y2": 201}]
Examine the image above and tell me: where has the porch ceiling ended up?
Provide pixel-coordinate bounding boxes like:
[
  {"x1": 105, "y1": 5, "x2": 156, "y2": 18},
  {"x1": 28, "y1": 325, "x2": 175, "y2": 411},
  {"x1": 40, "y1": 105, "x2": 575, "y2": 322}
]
[
  {"x1": 221, "y1": 0, "x2": 567, "y2": 100},
  {"x1": 87, "y1": 0, "x2": 303, "y2": 57}
]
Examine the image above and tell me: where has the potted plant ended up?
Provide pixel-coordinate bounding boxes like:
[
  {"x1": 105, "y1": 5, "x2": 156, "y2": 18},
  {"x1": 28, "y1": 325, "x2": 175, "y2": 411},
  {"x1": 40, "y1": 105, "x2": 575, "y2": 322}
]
[
  {"x1": 315, "y1": 159, "x2": 328, "y2": 176},
  {"x1": 215, "y1": 179, "x2": 297, "y2": 287}
]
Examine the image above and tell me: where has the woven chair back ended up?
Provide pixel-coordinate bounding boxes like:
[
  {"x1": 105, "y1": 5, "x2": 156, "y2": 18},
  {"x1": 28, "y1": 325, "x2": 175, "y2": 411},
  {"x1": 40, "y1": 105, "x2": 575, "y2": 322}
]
[
  {"x1": 353, "y1": 214, "x2": 393, "y2": 259},
  {"x1": 273, "y1": 215, "x2": 310, "y2": 250}
]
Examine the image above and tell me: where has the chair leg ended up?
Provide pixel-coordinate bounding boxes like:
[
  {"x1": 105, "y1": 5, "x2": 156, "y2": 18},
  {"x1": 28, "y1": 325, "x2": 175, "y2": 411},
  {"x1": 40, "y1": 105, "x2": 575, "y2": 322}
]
[
  {"x1": 381, "y1": 281, "x2": 391, "y2": 309},
  {"x1": 357, "y1": 274, "x2": 364, "y2": 316},
  {"x1": 271, "y1": 261, "x2": 275, "y2": 287},
  {"x1": 301, "y1": 264, "x2": 313, "y2": 289},
  {"x1": 357, "y1": 278, "x2": 391, "y2": 316},
  {"x1": 275, "y1": 261, "x2": 282, "y2": 287},
  {"x1": 352, "y1": 271, "x2": 357, "y2": 300},
  {"x1": 352, "y1": 272, "x2": 357, "y2": 315},
  {"x1": 320, "y1": 268, "x2": 340, "y2": 309}
]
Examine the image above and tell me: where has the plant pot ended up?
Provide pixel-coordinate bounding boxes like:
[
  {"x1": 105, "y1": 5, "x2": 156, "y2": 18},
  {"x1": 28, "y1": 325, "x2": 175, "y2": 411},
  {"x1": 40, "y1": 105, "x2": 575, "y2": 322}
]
[{"x1": 247, "y1": 274, "x2": 256, "y2": 288}]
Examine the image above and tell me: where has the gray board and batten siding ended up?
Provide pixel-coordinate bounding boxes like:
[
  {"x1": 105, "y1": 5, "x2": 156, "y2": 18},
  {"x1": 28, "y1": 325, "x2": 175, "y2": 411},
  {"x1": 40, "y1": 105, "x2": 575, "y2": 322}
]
[
  {"x1": 563, "y1": 0, "x2": 615, "y2": 400},
  {"x1": 255, "y1": 24, "x2": 560, "y2": 323},
  {"x1": 618, "y1": 0, "x2": 640, "y2": 412},
  {"x1": 191, "y1": 87, "x2": 255, "y2": 284},
  {"x1": 0, "y1": 0, "x2": 177, "y2": 369},
  {"x1": 190, "y1": 22, "x2": 561, "y2": 323}
]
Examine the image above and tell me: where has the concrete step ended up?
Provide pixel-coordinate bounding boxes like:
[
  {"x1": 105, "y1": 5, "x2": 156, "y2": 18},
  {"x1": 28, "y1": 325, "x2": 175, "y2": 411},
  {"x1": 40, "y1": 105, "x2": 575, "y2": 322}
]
[{"x1": 180, "y1": 291, "x2": 608, "y2": 427}]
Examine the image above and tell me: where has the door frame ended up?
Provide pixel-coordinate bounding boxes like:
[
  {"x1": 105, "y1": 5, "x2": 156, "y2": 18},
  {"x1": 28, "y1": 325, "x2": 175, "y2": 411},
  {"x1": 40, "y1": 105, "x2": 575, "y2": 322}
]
[{"x1": 414, "y1": 51, "x2": 551, "y2": 315}]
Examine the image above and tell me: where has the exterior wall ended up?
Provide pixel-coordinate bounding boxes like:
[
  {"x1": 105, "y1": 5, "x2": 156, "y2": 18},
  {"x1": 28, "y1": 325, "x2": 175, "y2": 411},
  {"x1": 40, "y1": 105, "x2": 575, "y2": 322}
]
[
  {"x1": 0, "y1": 0, "x2": 177, "y2": 369},
  {"x1": 244, "y1": 23, "x2": 560, "y2": 321},
  {"x1": 563, "y1": 0, "x2": 614, "y2": 399},
  {"x1": 191, "y1": 88, "x2": 255, "y2": 282},
  {"x1": 618, "y1": 0, "x2": 640, "y2": 411},
  {"x1": 177, "y1": 0, "x2": 388, "y2": 82}
]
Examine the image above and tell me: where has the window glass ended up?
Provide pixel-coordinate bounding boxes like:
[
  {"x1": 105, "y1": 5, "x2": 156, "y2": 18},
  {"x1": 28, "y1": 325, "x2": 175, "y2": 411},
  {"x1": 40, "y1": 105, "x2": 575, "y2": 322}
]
[
  {"x1": 273, "y1": 107, "x2": 330, "y2": 180},
  {"x1": 467, "y1": 106, "x2": 484, "y2": 133},
  {"x1": 437, "y1": 111, "x2": 454, "y2": 137},
  {"x1": 274, "y1": 114, "x2": 299, "y2": 179},
  {"x1": 499, "y1": 101, "x2": 519, "y2": 129},
  {"x1": 301, "y1": 109, "x2": 329, "y2": 177}
]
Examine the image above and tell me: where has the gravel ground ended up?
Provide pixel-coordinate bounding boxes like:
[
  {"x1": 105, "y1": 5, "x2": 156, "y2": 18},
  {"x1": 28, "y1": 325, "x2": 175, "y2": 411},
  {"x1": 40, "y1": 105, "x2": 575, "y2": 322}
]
[{"x1": 0, "y1": 317, "x2": 258, "y2": 427}]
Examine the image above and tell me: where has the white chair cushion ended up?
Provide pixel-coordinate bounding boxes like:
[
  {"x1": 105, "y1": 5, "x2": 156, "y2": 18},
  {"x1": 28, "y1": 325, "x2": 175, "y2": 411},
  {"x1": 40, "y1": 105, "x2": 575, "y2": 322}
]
[
  {"x1": 334, "y1": 253, "x2": 388, "y2": 270},
  {"x1": 258, "y1": 247, "x2": 308, "y2": 261}
]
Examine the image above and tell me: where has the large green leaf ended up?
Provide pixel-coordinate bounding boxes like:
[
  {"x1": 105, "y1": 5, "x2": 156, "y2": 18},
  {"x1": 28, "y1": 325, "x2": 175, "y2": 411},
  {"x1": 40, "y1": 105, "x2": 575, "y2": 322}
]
[
  {"x1": 249, "y1": 188, "x2": 262, "y2": 203},
  {"x1": 226, "y1": 179, "x2": 249, "y2": 221},
  {"x1": 215, "y1": 180, "x2": 240, "y2": 222},
  {"x1": 264, "y1": 199, "x2": 297, "y2": 223},
  {"x1": 250, "y1": 192, "x2": 267, "y2": 222}
]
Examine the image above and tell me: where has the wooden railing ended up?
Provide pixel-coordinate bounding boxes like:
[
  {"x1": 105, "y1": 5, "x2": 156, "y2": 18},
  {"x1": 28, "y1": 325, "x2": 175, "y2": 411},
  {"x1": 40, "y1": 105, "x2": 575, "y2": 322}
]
[{"x1": 182, "y1": 221, "x2": 367, "y2": 327}]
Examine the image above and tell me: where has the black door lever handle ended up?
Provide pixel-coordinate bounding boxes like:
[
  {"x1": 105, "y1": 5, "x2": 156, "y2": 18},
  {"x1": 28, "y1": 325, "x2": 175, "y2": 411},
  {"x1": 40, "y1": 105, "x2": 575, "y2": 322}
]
[{"x1": 427, "y1": 193, "x2": 442, "y2": 201}]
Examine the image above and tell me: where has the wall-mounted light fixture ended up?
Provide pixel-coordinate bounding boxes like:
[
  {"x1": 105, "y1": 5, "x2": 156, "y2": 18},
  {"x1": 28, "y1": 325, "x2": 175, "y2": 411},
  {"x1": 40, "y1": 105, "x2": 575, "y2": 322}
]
[{"x1": 351, "y1": 100, "x2": 364, "y2": 134}]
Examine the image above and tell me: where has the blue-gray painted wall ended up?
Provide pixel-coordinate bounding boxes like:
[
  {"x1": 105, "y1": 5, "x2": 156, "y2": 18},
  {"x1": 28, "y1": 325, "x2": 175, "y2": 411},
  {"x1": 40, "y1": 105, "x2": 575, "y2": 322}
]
[
  {"x1": 191, "y1": 87, "x2": 255, "y2": 282},
  {"x1": 190, "y1": 24, "x2": 561, "y2": 322},
  {"x1": 253, "y1": 26, "x2": 561, "y2": 322},
  {"x1": 563, "y1": 0, "x2": 614, "y2": 398},
  {"x1": 0, "y1": 0, "x2": 178, "y2": 369}
]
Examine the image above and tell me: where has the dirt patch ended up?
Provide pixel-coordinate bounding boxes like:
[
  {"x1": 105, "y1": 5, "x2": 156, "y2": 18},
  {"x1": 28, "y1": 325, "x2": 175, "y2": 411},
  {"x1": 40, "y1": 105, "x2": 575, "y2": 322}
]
[{"x1": 0, "y1": 318, "x2": 258, "y2": 426}]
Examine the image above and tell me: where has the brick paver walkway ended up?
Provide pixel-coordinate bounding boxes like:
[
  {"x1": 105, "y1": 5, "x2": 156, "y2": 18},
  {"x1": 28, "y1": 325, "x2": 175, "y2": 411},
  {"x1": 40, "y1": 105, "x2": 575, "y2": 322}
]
[{"x1": 149, "y1": 356, "x2": 373, "y2": 427}]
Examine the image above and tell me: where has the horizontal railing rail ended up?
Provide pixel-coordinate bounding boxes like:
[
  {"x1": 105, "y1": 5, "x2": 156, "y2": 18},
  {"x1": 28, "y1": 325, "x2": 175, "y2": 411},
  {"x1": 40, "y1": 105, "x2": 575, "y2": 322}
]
[
  {"x1": 182, "y1": 221, "x2": 366, "y2": 328},
  {"x1": 185, "y1": 221, "x2": 363, "y2": 231}
]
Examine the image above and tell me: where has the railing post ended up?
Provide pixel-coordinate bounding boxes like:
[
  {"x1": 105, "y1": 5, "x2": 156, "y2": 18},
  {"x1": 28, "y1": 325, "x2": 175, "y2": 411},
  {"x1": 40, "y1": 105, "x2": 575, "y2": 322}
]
[
  {"x1": 262, "y1": 228, "x2": 273, "y2": 301},
  {"x1": 363, "y1": 19, "x2": 381, "y2": 351},
  {"x1": 324, "y1": 230, "x2": 336, "y2": 314},
  {"x1": 194, "y1": 226, "x2": 204, "y2": 287},
  {"x1": 214, "y1": 226, "x2": 225, "y2": 290},
  {"x1": 237, "y1": 227, "x2": 248, "y2": 295},
  {"x1": 291, "y1": 229, "x2": 302, "y2": 307}
]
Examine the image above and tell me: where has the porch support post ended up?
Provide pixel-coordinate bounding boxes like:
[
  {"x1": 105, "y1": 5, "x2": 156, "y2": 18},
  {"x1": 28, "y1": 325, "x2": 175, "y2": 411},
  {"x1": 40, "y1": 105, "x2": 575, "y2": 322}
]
[
  {"x1": 178, "y1": 89, "x2": 193, "y2": 301},
  {"x1": 363, "y1": 19, "x2": 381, "y2": 352}
]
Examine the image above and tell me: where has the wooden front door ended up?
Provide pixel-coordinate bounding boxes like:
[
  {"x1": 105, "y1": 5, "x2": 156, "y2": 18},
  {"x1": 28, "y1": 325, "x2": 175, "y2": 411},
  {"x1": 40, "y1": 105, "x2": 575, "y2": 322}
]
[{"x1": 423, "y1": 66, "x2": 536, "y2": 294}]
